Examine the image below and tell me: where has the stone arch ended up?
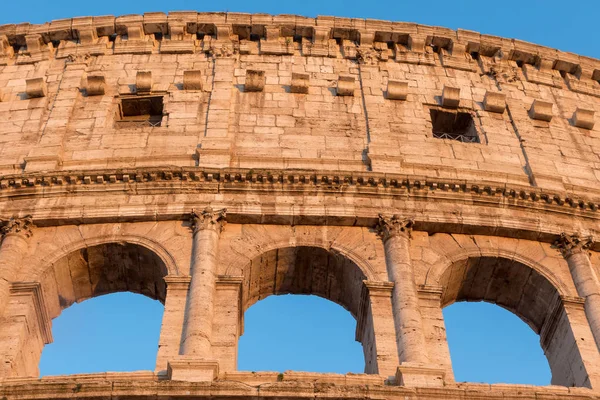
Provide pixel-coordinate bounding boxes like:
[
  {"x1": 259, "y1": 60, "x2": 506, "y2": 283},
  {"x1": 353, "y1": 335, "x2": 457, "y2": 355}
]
[
  {"x1": 31, "y1": 234, "x2": 180, "y2": 283},
  {"x1": 235, "y1": 244, "x2": 393, "y2": 376},
  {"x1": 424, "y1": 247, "x2": 572, "y2": 298},
  {"x1": 429, "y1": 251, "x2": 595, "y2": 388},
  {"x1": 224, "y1": 238, "x2": 379, "y2": 283},
  {"x1": 3, "y1": 238, "x2": 172, "y2": 378}
]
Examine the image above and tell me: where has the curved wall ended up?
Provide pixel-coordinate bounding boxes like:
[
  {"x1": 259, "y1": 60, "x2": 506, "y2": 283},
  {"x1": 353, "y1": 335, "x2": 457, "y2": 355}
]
[{"x1": 0, "y1": 11, "x2": 599, "y2": 400}]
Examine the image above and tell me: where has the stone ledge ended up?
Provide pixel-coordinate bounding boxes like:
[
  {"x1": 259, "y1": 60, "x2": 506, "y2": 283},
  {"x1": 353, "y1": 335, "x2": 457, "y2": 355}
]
[{"x1": 0, "y1": 376, "x2": 598, "y2": 399}]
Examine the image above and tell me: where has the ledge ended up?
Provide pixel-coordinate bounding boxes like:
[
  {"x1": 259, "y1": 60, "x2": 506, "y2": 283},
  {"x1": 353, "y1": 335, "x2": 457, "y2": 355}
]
[{"x1": 0, "y1": 373, "x2": 596, "y2": 399}]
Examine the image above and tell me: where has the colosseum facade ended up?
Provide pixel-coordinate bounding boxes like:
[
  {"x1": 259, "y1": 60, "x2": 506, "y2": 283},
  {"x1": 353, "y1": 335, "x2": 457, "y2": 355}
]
[{"x1": 0, "y1": 10, "x2": 599, "y2": 399}]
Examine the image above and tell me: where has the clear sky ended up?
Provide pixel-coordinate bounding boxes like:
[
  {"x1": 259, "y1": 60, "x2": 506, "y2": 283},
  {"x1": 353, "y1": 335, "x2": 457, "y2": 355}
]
[{"x1": 8, "y1": 0, "x2": 595, "y2": 385}]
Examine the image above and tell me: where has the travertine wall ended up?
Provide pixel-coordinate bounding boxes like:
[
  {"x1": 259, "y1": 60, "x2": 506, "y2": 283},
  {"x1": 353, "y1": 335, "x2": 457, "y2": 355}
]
[{"x1": 0, "y1": 11, "x2": 600, "y2": 400}]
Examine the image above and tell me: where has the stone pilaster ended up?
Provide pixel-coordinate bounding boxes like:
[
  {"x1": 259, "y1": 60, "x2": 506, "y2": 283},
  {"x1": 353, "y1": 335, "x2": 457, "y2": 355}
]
[
  {"x1": 0, "y1": 216, "x2": 34, "y2": 319},
  {"x1": 376, "y1": 215, "x2": 445, "y2": 387},
  {"x1": 555, "y1": 233, "x2": 600, "y2": 352},
  {"x1": 155, "y1": 275, "x2": 191, "y2": 375},
  {"x1": 169, "y1": 207, "x2": 226, "y2": 382},
  {"x1": 0, "y1": 282, "x2": 52, "y2": 378},
  {"x1": 212, "y1": 275, "x2": 243, "y2": 373},
  {"x1": 356, "y1": 280, "x2": 398, "y2": 378}
]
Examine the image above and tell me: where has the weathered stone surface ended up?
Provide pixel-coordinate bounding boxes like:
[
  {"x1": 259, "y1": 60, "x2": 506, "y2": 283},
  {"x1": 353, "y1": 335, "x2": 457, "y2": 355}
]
[{"x1": 0, "y1": 10, "x2": 599, "y2": 400}]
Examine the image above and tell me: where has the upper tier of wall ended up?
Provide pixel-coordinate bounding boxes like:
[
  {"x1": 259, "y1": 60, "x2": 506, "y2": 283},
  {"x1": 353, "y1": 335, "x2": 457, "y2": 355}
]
[{"x1": 0, "y1": 12, "x2": 599, "y2": 208}]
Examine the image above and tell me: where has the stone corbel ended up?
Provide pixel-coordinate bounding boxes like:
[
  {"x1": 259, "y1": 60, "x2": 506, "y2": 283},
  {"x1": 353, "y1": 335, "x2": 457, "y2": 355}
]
[
  {"x1": 136, "y1": 71, "x2": 152, "y2": 94},
  {"x1": 160, "y1": 17, "x2": 197, "y2": 54},
  {"x1": 395, "y1": 33, "x2": 436, "y2": 66},
  {"x1": 441, "y1": 85, "x2": 460, "y2": 108},
  {"x1": 439, "y1": 41, "x2": 477, "y2": 72},
  {"x1": 302, "y1": 26, "x2": 332, "y2": 57},
  {"x1": 183, "y1": 70, "x2": 203, "y2": 91},
  {"x1": 565, "y1": 63, "x2": 600, "y2": 98},
  {"x1": 529, "y1": 99, "x2": 553, "y2": 122},
  {"x1": 521, "y1": 57, "x2": 563, "y2": 88},
  {"x1": 573, "y1": 108, "x2": 595, "y2": 130},
  {"x1": 483, "y1": 90, "x2": 506, "y2": 113},
  {"x1": 244, "y1": 70, "x2": 265, "y2": 92},
  {"x1": 85, "y1": 75, "x2": 105, "y2": 96},
  {"x1": 114, "y1": 15, "x2": 155, "y2": 55},
  {"x1": 58, "y1": 17, "x2": 111, "y2": 59},
  {"x1": 9, "y1": 282, "x2": 53, "y2": 345},
  {"x1": 260, "y1": 26, "x2": 293, "y2": 55},
  {"x1": 26, "y1": 78, "x2": 47, "y2": 99},
  {"x1": 17, "y1": 34, "x2": 53, "y2": 64},
  {"x1": 290, "y1": 72, "x2": 309, "y2": 94},
  {"x1": 336, "y1": 75, "x2": 355, "y2": 96},
  {"x1": 386, "y1": 80, "x2": 408, "y2": 100},
  {"x1": 0, "y1": 35, "x2": 15, "y2": 65}
]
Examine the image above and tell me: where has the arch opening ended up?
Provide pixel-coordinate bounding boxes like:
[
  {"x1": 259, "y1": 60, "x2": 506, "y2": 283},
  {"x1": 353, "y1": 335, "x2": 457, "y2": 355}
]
[
  {"x1": 39, "y1": 292, "x2": 163, "y2": 376},
  {"x1": 237, "y1": 246, "x2": 375, "y2": 374},
  {"x1": 439, "y1": 256, "x2": 590, "y2": 387},
  {"x1": 8, "y1": 242, "x2": 169, "y2": 378},
  {"x1": 239, "y1": 294, "x2": 364, "y2": 374},
  {"x1": 443, "y1": 301, "x2": 551, "y2": 385}
]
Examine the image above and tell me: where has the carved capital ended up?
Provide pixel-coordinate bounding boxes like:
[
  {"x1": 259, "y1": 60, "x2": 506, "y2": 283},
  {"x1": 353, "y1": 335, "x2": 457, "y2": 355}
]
[
  {"x1": 190, "y1": 207, "x2": 226, "y2": 234},
  {"x1": 376, "y1": 214, "x2": 413, "y2": 242},
  {"x1": 1, "y1": 215, "x2": 34, "y2": 239},
  {"x1": 555, "y1": 233, "x2": 593, "y2": 259}
]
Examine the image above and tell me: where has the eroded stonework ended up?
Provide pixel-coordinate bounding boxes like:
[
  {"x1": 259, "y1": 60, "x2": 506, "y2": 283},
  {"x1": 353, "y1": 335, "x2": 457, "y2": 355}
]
[{"x1": 0, "y1": 10, "x2": 600, "y2": 400}]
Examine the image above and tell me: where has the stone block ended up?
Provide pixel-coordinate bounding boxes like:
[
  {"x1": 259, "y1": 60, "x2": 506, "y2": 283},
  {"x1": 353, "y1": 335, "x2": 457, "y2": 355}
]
[
  {"x1": 136, "y1": 71, "x2": 152, "y2": 93},
  {"x1": 244, "y1": 70, "x2": 265, "y2": 92},
  {"x1": 167, "y1": 357, "x2": 219, "y2": 382},
  {"x1": 573, "y1": 108, "x2": 595, "y2": 130},
  {"x1": 86, "y1": 75, "x2": 105, "y2": 96},
  {"x1": 396, "y1": 364, "x2": 446, "y2": 387},
  {"x1": 26, "y1": 77, "x2": 46, "y2": 98},
  {"x1": 386, "y1": 80, "x2": 408, "y2": 100},
  {"x1": 290, "y1": 73, "x2": 309, "y2": 94},
  {"x1": 529, "y1": 99, "x2": 553, "y2": 121},
  {"x1": 483, "y1": 91, "x2": 506, "y2": 113},
  {"x1": 337, "y1": 75, "x2": 355, "y2": 96},
  {"x1": 183, "y1": 70, "x2": 202, "y2": 91},
  {"x1": 441, "y1": 85, "x2": 460, "y2": 108}
]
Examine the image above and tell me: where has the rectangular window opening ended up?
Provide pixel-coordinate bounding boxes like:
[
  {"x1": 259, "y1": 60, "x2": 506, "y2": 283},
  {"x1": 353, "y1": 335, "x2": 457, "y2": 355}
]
[
  {"x1": 430, "y1": 108, "x2": 479, "y2": 143},
  {"x1": 116, "y1": 95, "x2": 164, "y2": 128}
]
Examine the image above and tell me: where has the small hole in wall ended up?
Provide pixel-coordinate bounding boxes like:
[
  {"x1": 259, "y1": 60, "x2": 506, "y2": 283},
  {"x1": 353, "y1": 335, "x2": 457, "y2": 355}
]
[
  {"x1": 250, "y1": 33, "x2": 261, "y2": 42},
  {"x1": 515, "y1": 60, "x2": 524, "y2": 68},
  {"x1": 108, "y1": 34, "x2": 117, "y2": 42},
  {"x1": 51, "y1": 40, "x2": 61, "y2": 48},
  {"x1": 430, "y1": 108, "x2": 479, "y2": 143},
  {"x1": 196, "y1": 33, "x2": 206, "y2": 41},
  {"x1": 153, "y1": 33, "x2": 163, "y2": 41},
  {"x1": 470, "y1": 52, "x2": 480, "y2": 60}
]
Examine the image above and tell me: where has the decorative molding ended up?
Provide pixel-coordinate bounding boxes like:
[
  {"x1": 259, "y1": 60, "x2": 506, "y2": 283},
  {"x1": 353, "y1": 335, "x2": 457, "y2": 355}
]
[
  {"x1": 190, "y1": 207, "x2": 227, "y2": 234},
  {"x1": 376, "y1": 214, "x2": 413, "y2": 242},
  {"x1": 1, "y1": 215, "x2": 34, "y2": 239},
  {"x1": 164, "y1": 275, "x2": 192, "y2": 291},
  {"x1": 555, "y1": 233, "x2": 593, "y2": 259}
]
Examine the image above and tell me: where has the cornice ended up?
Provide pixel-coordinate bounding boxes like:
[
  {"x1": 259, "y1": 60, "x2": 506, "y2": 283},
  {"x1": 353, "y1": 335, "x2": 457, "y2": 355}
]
[
  {"x1": 1, "y1": 167, "x2": 599, "y2": 216},
  {"x1": 0, "y1": 12, "x2": 598, "y2": 98}
]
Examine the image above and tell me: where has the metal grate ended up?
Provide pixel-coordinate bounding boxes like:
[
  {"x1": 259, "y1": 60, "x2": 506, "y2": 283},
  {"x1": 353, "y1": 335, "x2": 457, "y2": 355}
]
[{"x1": 432, "y1": 132, "x2": 479, "y2": 143}]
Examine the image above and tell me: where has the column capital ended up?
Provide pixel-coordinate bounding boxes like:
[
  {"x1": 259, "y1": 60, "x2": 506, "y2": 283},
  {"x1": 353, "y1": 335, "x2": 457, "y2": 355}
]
[
  {"x1": 190, "y1": 207, "x2": 227, "y2": 234},
  {"x1": 0, "y1": 215, "x2": 34, "y2": 240},
  {"x1": 555, "y1": 232, "x2": 593, "y2": 259},
  {"x1": 376, "y1": 214, "x2": 413, "y2": 242}
]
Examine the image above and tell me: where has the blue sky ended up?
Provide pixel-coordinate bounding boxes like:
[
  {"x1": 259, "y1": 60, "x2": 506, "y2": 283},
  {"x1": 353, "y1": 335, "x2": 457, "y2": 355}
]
[{"x1": 7, "y1": 0, "x2": 596, "y2": 385}]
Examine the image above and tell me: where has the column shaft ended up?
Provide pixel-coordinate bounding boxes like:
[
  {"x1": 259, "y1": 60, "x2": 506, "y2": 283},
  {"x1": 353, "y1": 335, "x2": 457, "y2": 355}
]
[
  {"x1": 377, "y1": 216, "x2": 429, "y2": 365},
  {"x1": 180, "y1": 208, "x2": 225, "y2": 357}
]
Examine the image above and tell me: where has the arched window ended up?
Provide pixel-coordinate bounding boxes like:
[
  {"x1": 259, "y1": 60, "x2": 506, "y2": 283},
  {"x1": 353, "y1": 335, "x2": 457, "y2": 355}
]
[
  {"x1": 443, "y1": 301, "x2": 550, "y2": 385},
  {"x1": 439, "y1": 256, "x2": 591, "y2": 387},
  {"x1": 39, "y1": 292, "x2": 163, "y2": 376},
  {"x1": 234, "y1": 246, "x2": 393, "y2": 376},
  {"x1": 2, "y1": 242, "x2": 169, "y2": 378},
  {"x1": 239, "y1": 294, "x2": 363, "y2": 373}
]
